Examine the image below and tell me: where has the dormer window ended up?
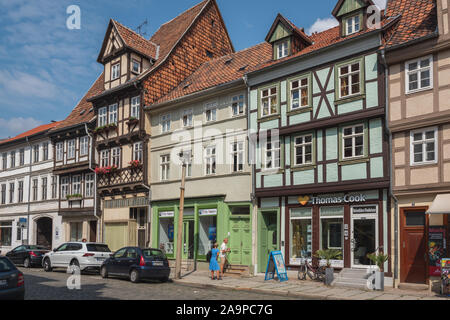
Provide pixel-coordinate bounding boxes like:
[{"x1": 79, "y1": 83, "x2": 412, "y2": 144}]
[
  {"x1": 111, "y1": 63, "x2": 120, "y2": 80},
  {"x1": 345, "y1": 15, "x2": 360, "y2": 35},
  {"x1": 276, "y1": 41, "x2": 289, "y2": 59},
  {"x1": 132, "y1": 59, "x2": 140, "y2": 74}
]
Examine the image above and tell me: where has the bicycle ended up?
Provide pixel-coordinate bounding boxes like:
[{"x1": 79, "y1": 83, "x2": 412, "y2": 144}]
[{"x1": 297, "y1": 257, "x2": 326, "y2": 282}]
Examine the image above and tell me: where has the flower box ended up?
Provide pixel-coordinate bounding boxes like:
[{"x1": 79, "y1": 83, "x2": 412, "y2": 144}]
[
  {"x1": 66, "y1": 194, "x2": 83, "y2": 201},
  {"x1": 127, "y1": 118, "x2": 139, "y2": 126},
  {"x1": 95, "y1": 165, "x2": 119, "y2": 175}
]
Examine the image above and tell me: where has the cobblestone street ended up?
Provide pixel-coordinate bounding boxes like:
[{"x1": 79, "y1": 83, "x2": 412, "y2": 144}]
[{"x1": 21, "y1": 268, "x2": 306, "y2": 300}]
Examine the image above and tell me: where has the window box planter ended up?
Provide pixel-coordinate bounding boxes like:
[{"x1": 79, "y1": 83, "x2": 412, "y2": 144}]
[
  {"x1": 127, "y1": 118, "x2": 139, "y2": 126},
  {"x1": 95, "y1": 165, "x2": 119, "y2": 175},
  {"x1": 128, "y1": 160, "x2": 143, "y2": 170},
  {"x1": 66, "y1": 194, "x2": 83, "y2": 201},
  {"x1": 94, "y1": 123, "x2": 118, "y2": 134}
]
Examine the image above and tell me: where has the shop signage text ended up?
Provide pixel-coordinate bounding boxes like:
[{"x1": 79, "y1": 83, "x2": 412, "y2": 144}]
[
  {"x1": 299, "y1": 194, "x2": 367, "y2": 206},
  {"x1": 199, "y1": 209, "x2": 217, "y2": 216}
]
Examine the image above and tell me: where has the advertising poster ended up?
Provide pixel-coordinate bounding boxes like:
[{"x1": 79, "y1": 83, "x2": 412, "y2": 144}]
[
  {"x1": 168, "y1": 224, "x2": 174, "y2": 242},
  {"x1": 429, "y1": 226, "x2": 446, "y2": 276},
  {"x1": 208, "y1": 226, "x2": 216, "y2": 241}
]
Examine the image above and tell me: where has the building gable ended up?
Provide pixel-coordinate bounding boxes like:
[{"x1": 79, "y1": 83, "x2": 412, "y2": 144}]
[
  {"x1": 333, "y1": 0, "x2": 372, "y2": 18},
  {"x1": 268, "y1": 23, "x2": 292, "y2": 43}
]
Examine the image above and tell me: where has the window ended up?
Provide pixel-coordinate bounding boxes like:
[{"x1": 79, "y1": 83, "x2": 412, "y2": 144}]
[
  {"x1": 80, "y1": 136, "x2": 89, "y2": 156},
  {"x1": 33, "y1": 145, "x2": 39, "y2": 163},
  {"x1": 43, "y1": 142, "x2": 49, "y2": 161},
  {"x1": 345, "y1": 15, "x2": 360, "y2": 35},
  {"x1": 342, "y1": 124, "x2": 365, "y2": 159},
  {"x1": 131, "y1": 96, "x2": 140, "y2": 119},
  {"x1": 98, "y1": 107, "x2": 107, "y2": 127},
  {"x1": 232, "y1": 95, "x2": 244, "y2": 116},
  {"x1": 111, "y1": 63, "x2": 120, "y2": 80},
  {"x1": 61, "y1": 177, "x2": 69, "y2": 199},
  {"x1": 72, "y1": 176, "x2": 81, "y2": 195},
  {"x1": 161, "y1": 114, "x2": 171, "y2": 133},
  {"x1": 56, "y1": 143, "x2": 63, "y2": 161},
  {"x1": 160, "y1": 155, "x2": 170, "y2": 181},
  {"x1": 85, "y1": 173, "x2": 94, "y2": 197},
  {"x1": 0, "y1": 221, "x2": 12, "y2": 247},
  {"x1": 294, "y1": 134, "x2": 313, "y2": 166},
  {"x1": 32, "y1": 179, "x2": 38, "y2": 201},
  {"x1": 9, "y1": 182, "x2": 15, "y2": 203},
  {"x1": 19, "y1": 149, "x2": 24, "y2": 166},
  {"x1": 231, "y1": 142, "x2": 244, "y2": 172},
  {"x1": 276, "y1": 41, "x2": 289, "y2": 59},
  {"x1": 132, "y1": 59, "x2": 140, "y2": 74},
  {"x1": 109, "y1": 104, "x2": 118, "y2": 125},
  {"x1": 1, "y1": 184, "x2": 5, "y2": 204},
  {"x1": 205, "y1": 146, "x2": 216, "y2": 175},
  {"x1": 406, "y1": 56, "x2": 432, "y2": 93},
  {"x1": 2, "y1": 153, "x2": 6, "y2": 170},
  {"x1": 133, "y1": 142, "x2": 143, "y2": 162},
  {"x1": 100, "y1": 150, "x2": 110, "y2": 167},
  {"x1": 290, "y1": 208, "x2": 313, "y2": 262},
  {"x1": 339, "y1": 62, "x2": 361, "y2": 98},
  {"x1": 70, "y1": 222, "x2": 83, "y2": 242},
  {"x1": 264, "y1": 136, "x2": 281, "y2": 170},
  {"x1": 261, "y1": 86, "x2": 278, "y2": 117},
  {"x1": 205, "y1": 102, "x2": 217, "y2": 122},
  {"x1": 199, "y1": 214, "x2": 217, "y2": 256},
  {"x1": 18, "y1": 181, "x2": 23, "y2": 203},
  {"x1": 182, "y1": 109, "x2": 193, "y2": 127},
  {"x1": 290, "y1": 77, "x2": 309, "y2": 110},
  {"x1": 51, "y1": 176, "x2": 58, "y2": 199},
  {"x1": 10, "y1": 151, "x2": 15, "y2": 168},
  {"x1": 180, "y1": 150, "x2": 192, "y2": 177},
  {"x1": 405, "y1": 211, "x2": 426, "y2": 226},
  {"x1": 67, "y1": 139, "x2": 76, "y2": 159},
  {"x1": 410, "y1": 127, "x2": 437, "y2": 165},
  {"x1": 42, "y1": 177, "x2": 48, "y2": 201},
  {"x1": 111, "y1": 147, "x2": 121, "y2": 167},
  {"x1": 320, "y1": 207, "x2": 344, "y2": 260}
]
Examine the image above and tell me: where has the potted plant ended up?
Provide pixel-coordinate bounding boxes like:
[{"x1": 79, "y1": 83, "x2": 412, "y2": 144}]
[
  {"x1": 315, "y1": 249, "x2": 342, "y2": 285},
  {"x1": 66, "y1": 194, "x2": 83, "y2": 201},
  {"x1": 367, "y1": 251, "x2": 389, "y2": 291},
  {"x1": 129, "y1": 160, "x2": 142, "y2": 169},
  {"x1": 127, "y1": 117, "x2": 139, "y2": 125}
]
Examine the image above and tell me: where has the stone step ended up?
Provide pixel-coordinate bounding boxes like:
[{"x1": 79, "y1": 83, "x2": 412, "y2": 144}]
[
  {"x1": 333, "y1": 277, "x2": 370, "y2": 285},
  {"x1": 398, "y1": 283, "x2": 429, "y2": 291},
  {"x1": 332, "y1": 281, "x2": 371, "y2": 291}
]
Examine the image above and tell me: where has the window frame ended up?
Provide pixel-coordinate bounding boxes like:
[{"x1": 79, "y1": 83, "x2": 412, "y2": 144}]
[
  {"x1": 108, "y1": 104, "x2": 118, "y2": 125},
  {"x1": 67, "y1": 139, "x2": 76, "y2": 159},
  {"x1": 131, "y1": 59, "x2": 140, "y2": 74},
  {"x1": 405, "y1": 55, "x2": 433, "y2": 94},
  {"x1": 205, "y1": 145, "x2": 217, "y2": 176},
  {"x1": 80, "y1": 136, "x2": 89, "y2": 157},
  {"x1": 410, "y1": 126, "x2": 438, "y2": 166},
  {"x1": 345, "y1": 14, "x2": 361, "y2": 36},
  {"x1": 43, "y1": 142, "x2": 49, "y2": 161},
  {"x1": 205, "y1": 102, "x2": 218, "y2": 123},
  {"x1": 41, "y1": 177, "x2": 48, "y2": 201},
  {"x1": 32, "y1": 179, "x2": 38, "y2": 201},
  {"x1": 61, "y1": 177, "x2": 69, "y2": 199},
  {"x1": 231, "y1": 95, "x2": 245, "y2": 117},
  {"x1": 10, "y1": 151, "x2": 15, "y2": 168},
  {"x1": 33, "y1": 145, "x2": 40, "y2": 163},
  {"x1": 85, "y1": 173, "x2": 95, "y2": 198},
  {"x1": 100, "y1": 150, "x2": 110, "y2": 167},
  {"x1": 275, "y1": 40, "x2": 289, "y2": 60},
  {"x1": 230, "y1": 141, "x2": 245, "y2": 173},
  {"x1": 161, "y1": 114, "x2": 171, "y2": 133},
  {"x1": 182, "y1": 109, "x2": 194, "y2": 128},
  {"x1": 258, "y1": 84, "x2": 280, "y2": 119},
  {"x1": 340, "y1": 123, "x2": 367, "y2": 161},
  {"x1": 71, "y1": 175, "x2": 81, "y2": 196},
  {"x1": 19, "y1": 149, "x2": 25, "y2": 166},
  {"x1": 18, "y1": 181, "x2": 24, "y2": 203},
  {"x1": 98, "y1": 107, "x2": 108, "y2": 127},
  {"x1": 263, "y1": 136, "x2": 282, "y2": 171},
  {"x1": 111, "y1": 63, "x2": 121, "y2": 80},
  {"x1": 131, "y1": 96, "x2": 140, "y2": 119},
  {"x1": 287, "y1": 73, "x2": 312, "y2": 112},
  {"x1": 160, "y1": 154, "x2": 171, "y2": 181},
  {"x1": 335, "y1": 57, "x2": 365, "y2": 101},
  {"x1": 56, "y1": 142, "x2": 64, "y2": 161},
  {"x1": 111, "y1": 147, "x2": 121, "y2": 168},
  {"x1": 292, "y1": 133, "x2": 315, "y2": 168},
  {"x1": 133, "y1": 142, "x2": 143, "y2": 162}
]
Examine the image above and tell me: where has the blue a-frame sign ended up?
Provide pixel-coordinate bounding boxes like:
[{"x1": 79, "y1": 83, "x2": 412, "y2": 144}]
[{"x1": 264, "y1": 251, "x2": 288, "y2": 282}]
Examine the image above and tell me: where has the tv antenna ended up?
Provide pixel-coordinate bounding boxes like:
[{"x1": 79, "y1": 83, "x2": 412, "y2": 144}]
[{"x1": 135, "y1": 19, "x2": 148, "y2": 37}]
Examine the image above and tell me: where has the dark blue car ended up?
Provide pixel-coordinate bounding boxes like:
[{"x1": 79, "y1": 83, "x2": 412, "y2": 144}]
[
  {"x1": 0, "y1": 257, "x2": 25, "y2": 300},
  {"x1": 100, "y1": 247, "x2": 170, "y2": 283}
]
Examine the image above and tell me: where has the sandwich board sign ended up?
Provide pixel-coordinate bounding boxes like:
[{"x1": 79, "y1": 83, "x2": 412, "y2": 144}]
[{"x1": 265, "y1": 251, "x2": 288, "y2": 282}]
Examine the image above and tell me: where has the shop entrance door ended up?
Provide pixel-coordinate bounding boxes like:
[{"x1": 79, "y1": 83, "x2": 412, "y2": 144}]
[
  {"x1": 229, "y1": 217, "x2": 251, "y2": 266},
  {"x1": 259, "y1": 211, "x2": 278, "y2": 272},
  {"x1": 36, "y1": 217, "x2": 52, "y2": 249},
  {"x1": 400, "y1": 208, "x2": 427, "y2": 284},
  {"x1": 351, "y1": 206, "x2": 378, "y2": 268},
  {"x1": 183, "y1": 220, "x2": 195, "y2": 260}
]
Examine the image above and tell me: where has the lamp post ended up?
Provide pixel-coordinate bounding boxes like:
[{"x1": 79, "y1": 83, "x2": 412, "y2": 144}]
[{"x1": 175, "y1": 151, "x2": 189, "y2": 280}]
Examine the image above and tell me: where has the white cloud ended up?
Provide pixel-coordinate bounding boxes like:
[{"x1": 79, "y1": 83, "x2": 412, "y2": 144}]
[
  {"x1": 0, "y1": 117, "x2": 43, "y2": 140},
  {"x1": 307, "y1": 17, "x2": 339, "y2": 35},
  {"x1": 0, "y1": 70, "x2": 58, "y2": 99},
  {"x1": 372, "y1": 0, "x2": 387, "y2": 10}
]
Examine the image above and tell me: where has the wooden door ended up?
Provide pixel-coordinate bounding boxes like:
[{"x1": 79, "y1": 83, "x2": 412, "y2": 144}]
[
  {"x1": 229, "y1": 217, "x2": 251, "y2": 266},
  {"x1": 89, "y1": 221, "x2": 97, "y2": 243},
  {"x1": 400, "y1": 208, "x2": 428, "y2": 284}
]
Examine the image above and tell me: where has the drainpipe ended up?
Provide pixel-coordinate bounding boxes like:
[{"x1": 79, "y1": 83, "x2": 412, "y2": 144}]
[
  {"x1": 381, "y1": 49, "x2": 399, "y2": 286},
  {"x1": 141, "y1": 183, "x2": 152, "y2": 248},
  {"x1": 85, "y1": 124, "x2": 100, "y2": 241},
  {"x1": 25, "y1": 137, "x2": 32, "y2": 245}
]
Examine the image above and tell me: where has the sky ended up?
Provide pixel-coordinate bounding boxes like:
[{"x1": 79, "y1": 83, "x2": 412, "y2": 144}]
[{"x1": 0, "y1": 0, "x2": 387, "y2": 139}]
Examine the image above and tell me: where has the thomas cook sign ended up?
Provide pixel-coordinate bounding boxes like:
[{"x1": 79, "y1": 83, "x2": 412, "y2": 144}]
[{"x1": 298, "y1": 194, "x2": 367, "y2": 206}]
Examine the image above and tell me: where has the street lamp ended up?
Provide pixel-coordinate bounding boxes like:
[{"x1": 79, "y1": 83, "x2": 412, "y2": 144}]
[{"x1": 175, "y1": 151, "x2": 190, "y2": 280}]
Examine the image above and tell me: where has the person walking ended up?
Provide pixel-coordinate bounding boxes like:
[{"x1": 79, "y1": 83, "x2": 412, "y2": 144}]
[
  {"x1": 209, "y1": 243, "x2": 220, "y2": 280},
  {"x1": 220, "y1": 238, "x2": 231, "y2": 279}
]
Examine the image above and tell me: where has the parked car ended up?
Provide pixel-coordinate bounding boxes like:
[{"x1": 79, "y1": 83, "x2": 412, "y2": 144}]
[
  {"x1": 42, "y1": 242, "x2": 111, "y2": 272},
  {"x1": 0, "y1": 257, "x2": 24, "y2": 300},
  {"x1": 100, "y1": 247, "x2": 170, "y2": 283},
  {"x1": 5, "y1": 245, "x2": 49, "y2": 268}
]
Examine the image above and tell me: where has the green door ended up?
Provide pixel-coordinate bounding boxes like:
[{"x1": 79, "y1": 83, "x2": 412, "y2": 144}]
[
  {"x1": 259, "y1": 211, "x2": 278, "y2": 272},
  {"x1": 183, "y1": 220, "x2": 195, "y2": 259},
  {"x1": 229, "y1": 217, "x2": 252, "y2": 266}
]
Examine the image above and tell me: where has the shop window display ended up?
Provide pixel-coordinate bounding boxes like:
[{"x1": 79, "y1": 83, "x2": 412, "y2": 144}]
[
  {"x1": 159, "y1": 218, "x2": 174, "y2": 255},
  {"x1": 290, "y1": 208, "x2": 312, "y2": 264},
  {"x1": 199, "y1": 215, "x2": 217, "y2": 257},
  {"x1": 0, "y1": 221, "x2": 12, "y2": 246}
]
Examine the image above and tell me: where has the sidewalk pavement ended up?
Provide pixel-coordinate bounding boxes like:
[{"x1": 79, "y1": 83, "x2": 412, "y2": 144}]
[{"x1": 172, "y1": 270, "x2": 450, "y2": 300}]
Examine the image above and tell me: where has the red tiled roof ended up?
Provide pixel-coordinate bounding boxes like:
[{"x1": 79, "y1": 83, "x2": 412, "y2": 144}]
[
  {"x1": 0, "y1": 121, "x2": 62, "y2": 146},
  {"x1": 51, "y1": 73, "x2": 105, "y2": 132},
  {"x1": 112, "y1": 20, "x2": 158, "y2": 59},
  {"x1": 155, "y1": 42, "x2": 273, "y2": 104},
  {"x1": 384, "y1": 0, "x2": 437, "y2": 48}
]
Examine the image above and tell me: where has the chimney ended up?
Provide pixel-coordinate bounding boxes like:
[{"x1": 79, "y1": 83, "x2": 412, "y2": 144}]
[{"x1": 437, "y1": 0, "x2": 450, "y2": 39}]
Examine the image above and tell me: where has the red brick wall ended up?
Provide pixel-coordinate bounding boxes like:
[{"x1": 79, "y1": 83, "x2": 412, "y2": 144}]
[{"x1": 143, "y1": 1, "x2": 234, "y2": 106}]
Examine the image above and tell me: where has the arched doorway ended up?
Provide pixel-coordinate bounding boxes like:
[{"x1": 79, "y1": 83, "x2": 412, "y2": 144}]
[{"x1": 36, "y1": 217, "x2": 52, "y2": 248}]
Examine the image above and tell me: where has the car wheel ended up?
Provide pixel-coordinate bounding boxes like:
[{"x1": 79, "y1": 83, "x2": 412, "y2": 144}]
[
  {"x1": 100, "y1": 266, "x2": 108, "y2": 279},
  {"x1": 160, "y1": 276, "x2": 169, "y2": 283},
  {"x1": 43, "y1": 258, "x2": 52, "y2": 272},
  {"x1": 130, "y1": 269, "x2": 140, "y2": 283},
  {"x1": 23, "y1": 257, "x2": 31, "y2": 268}
]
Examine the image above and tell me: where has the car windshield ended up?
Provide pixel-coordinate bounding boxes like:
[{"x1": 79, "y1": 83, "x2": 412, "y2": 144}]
[
  {"x1": 142, "y1": 249, "x2": 166, "y2": 259},
  {"x1": 86, "y1": 244, "x2": 111, "y2": 252},
  {"x1": 0, "y1": 258, "x2": 15, "y2": 272}
]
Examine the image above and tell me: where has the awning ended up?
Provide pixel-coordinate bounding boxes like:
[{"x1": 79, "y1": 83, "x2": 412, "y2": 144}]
[{"x1": 426, "y1": 194, "x2": 450, "y2": 214}]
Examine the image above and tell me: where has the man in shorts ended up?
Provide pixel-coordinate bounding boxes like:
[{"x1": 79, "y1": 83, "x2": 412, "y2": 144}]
[{"x1": 219, "y1": 238, "x2": 230, "y2": 279}]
